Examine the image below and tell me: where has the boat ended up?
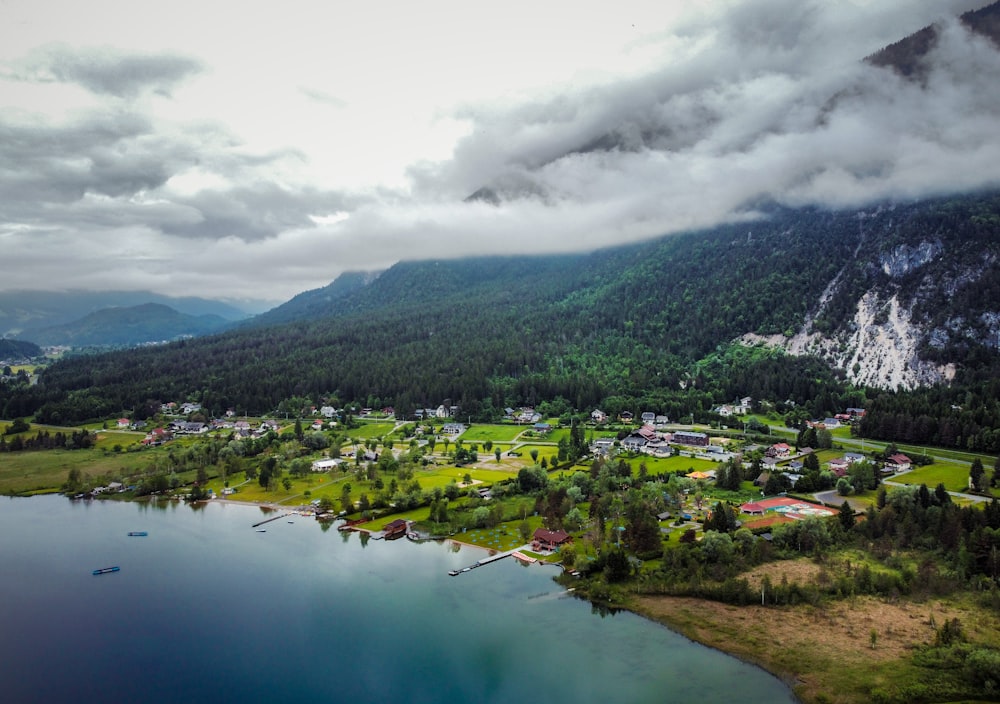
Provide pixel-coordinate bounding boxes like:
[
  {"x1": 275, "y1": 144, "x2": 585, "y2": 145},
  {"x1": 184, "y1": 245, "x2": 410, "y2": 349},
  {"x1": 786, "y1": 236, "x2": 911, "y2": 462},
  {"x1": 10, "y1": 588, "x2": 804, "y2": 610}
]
[
  {"x1": 448, "y1": 570, "x2": 460, "y2": 576},
  {"x1": 127, "y1": 531, "x2": 148, "y2": 537},
  {"x1": 92, "y1": 566, "x2": 120, "y2": 575},
  {"x1": 256, "y1": 529, "x2": 267, "y2": 533}
]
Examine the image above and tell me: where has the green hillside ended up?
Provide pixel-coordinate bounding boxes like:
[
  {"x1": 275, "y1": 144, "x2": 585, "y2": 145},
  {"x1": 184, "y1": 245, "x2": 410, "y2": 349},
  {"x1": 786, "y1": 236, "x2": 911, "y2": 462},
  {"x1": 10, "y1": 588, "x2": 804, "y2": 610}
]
[{"x1": 3, "y1": 193, "x2": 999, "y2": 452}]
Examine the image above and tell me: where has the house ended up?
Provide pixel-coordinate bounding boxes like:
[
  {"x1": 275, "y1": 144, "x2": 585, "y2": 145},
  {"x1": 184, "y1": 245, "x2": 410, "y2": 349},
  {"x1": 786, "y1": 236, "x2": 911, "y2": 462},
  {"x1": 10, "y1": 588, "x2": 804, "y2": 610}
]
[
  {"x1": 672, "y1": 431, "x2": 709, "y2": 447},
  {"x1": 884, "y1": 453, "x2": 912, "y2": 473},
  {"x1": 532, "y1": 528, "x2": 571, "y2": 551},
  {"x1": 311, "y1": 420, "x2": 324, "y2": 431},
  {"x1": 619, "y1": 411, "x2": 634, "y2": 424},
  {"x1": 640, "y1": 412, "x2": 656, "y2": 424},
  {"x1": 753, "y1": 471, "x2": 771, "y2": 487},
  {"x1": 171, "y1": 421, "x2": 207, "y2": 434},
  {"x1": 180, "y1": 402, "x2": 201, "y2": 414},
  {"x1": 592, "y1": 437, "x2": 615, "y2": 455},
  {"x1": 320, "y1": 406, "x2": 337, "y2": 418},
  {"x1": 844, "y1": 452, "x2": 866, "y2": 465},
  {"x1": 655, "y1": 415, "x2": 670, "y2": 427},
  {"x1": 714, "y1": 405, "x2": 736, "y2": 417},
  {"x1": 645, "y1": 440, "x2": 672, "y2": 457},
  {"x1": 441, "y1": 423, "x2": 465, "y2": 436},
  {"x1": 767, "y1": 442, "x2": 792, "y2": 458},
  {"x1": 383, "y1": 519, "x2": 408, "y2": 539},
  {"x1": 740, "y1": 502, "x2": 766, "y2": 516},
  {"x1": 533, "y1": 422, "x2": 552, "y2": 434},
  {"x1": 311, "y1": 458, "x2": 341, "y2": 472},
  {"x1": 116, "y1": 418, "x2": 130, "y2": 429},
  {"x1": 739, "y1": 397, "x2": 753, "y2": 413},
  {"x1": 827, "y1": 458, "x2": 849, "y2": 477},
  {"x1": 846, "y1": 407, "x2": 866, "y2": 418},
  {"x1": 591, "y1": 409, "x2": 608, "y2": 424},
  {"x1": 622, "y1": 433, "x2": 647, "y2": 452}
]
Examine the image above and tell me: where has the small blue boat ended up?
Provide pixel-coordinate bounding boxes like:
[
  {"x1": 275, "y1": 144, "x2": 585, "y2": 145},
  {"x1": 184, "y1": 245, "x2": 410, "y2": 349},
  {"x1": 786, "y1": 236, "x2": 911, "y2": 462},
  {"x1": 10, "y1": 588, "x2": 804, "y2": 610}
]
[
  {"x1": 92, "y1": 566, "x2": 120, "y2": 575},
  {"x1": 127, "y1": 531, "x2": 148, "y2": 537}
]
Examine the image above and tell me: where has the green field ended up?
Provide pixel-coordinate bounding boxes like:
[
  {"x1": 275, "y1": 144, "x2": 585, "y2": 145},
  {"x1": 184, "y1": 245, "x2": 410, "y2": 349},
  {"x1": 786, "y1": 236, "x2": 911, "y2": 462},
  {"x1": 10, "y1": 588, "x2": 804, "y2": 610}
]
[
  {"x1": 458, "y1": 424, "x2": 528, "y2": 443},
  {"x1": 344, "y1": 423, "x2": 395, "y2": 440},
  {"x1": 892, "y1": 462, "x2": 974, "y2": 493}
]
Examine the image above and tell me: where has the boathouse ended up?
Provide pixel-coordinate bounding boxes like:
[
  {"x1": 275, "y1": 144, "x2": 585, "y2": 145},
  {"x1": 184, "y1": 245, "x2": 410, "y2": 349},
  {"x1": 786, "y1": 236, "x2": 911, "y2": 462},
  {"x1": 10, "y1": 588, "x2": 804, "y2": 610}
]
[{"x1": 383, "y1": 519, "x2": 408, "y2": 539}]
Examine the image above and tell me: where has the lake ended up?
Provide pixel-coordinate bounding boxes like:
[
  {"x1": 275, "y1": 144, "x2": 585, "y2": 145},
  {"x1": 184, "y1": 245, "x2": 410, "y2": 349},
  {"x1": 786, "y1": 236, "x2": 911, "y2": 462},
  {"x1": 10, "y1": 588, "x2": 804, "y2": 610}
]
[{"x1": 0, "y1": 496, "x2": 797, "y2": 703}]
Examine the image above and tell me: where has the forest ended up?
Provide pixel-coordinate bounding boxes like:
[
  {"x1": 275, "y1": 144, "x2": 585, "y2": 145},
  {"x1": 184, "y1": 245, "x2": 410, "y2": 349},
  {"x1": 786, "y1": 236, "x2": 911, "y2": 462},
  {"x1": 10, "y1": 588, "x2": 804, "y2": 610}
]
[{"x1": 2, "y1": 192, "x2": 999, "y2": 451}]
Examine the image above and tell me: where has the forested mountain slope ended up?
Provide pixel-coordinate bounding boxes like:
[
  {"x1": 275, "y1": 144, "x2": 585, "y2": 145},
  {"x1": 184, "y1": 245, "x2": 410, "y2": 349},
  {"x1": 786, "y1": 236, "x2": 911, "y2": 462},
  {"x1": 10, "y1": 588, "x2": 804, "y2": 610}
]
[{"x1": 3, "y1": 192, "x2": 998, "y2": 454}]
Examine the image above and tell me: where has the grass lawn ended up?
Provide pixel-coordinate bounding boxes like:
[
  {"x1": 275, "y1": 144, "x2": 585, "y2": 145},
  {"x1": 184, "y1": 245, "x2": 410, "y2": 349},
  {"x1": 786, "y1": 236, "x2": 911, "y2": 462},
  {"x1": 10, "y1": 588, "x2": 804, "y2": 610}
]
[
  {"x1": 893, "y1": 461, "x2": 973, "y2": 493},
  {"x1": 344, "y1": 423, "x2": 395, "y2": 441},
  {"x1": 623, "y1": 454, "x2": 721, "y2": 477},
  {"x1": 0, "y1": 448, "x2": 145, "y2": 494},
  {"x1": 458, "y1": 424, "x2": 526, "y2": 443}
]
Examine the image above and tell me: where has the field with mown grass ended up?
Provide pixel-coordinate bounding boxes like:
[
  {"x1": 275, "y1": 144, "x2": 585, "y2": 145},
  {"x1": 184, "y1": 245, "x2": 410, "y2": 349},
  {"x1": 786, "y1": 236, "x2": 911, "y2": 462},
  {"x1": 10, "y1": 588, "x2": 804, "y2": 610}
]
[
  {"x1": 458, "y1": 424, "x2": 528, "y2": 443},
  {"x1": 892, "y1": 461, "x2": 977, "y2": 494},
  {"x1": 343, "y1": 422, "x2": 395, "y2": 440}
]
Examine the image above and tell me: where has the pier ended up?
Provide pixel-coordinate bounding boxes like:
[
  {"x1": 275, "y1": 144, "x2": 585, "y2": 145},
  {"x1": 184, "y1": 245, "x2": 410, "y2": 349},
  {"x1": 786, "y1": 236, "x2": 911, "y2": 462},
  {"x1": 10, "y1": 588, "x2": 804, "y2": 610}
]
[
  {"x1": 251, "y1": 512, "x2": 293, "y2": 528},
  {"x1": 449, "y1": 547, "x2": 526, "y2": 576}
]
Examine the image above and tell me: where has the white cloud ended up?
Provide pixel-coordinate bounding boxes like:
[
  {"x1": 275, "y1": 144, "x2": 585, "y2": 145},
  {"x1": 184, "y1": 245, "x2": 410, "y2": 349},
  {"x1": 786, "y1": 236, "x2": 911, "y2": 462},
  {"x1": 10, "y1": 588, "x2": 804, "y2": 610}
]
[{"x1": 0, "y1": 0, "x2": 996, "y2": 302}]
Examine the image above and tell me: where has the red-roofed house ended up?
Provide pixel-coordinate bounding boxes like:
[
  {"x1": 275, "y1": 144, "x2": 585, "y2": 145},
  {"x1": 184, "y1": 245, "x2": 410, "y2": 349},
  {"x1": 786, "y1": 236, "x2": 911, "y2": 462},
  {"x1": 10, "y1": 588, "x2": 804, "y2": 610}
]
[
  {"x1": 116, "y1": 418, "x2": 130, "y2": 429},
  {"x1": 532, "y1": 528, "x2": 571, "y2": 551},
  {"x1": 884, "y1": 453, "x2": 912, "y2": 473},
  {"x1": 740, "y1": 502, "x2": 766, "y2": 515},
  {"x1": 767, "y1": 442, "x2": 792, "y2": 458}
]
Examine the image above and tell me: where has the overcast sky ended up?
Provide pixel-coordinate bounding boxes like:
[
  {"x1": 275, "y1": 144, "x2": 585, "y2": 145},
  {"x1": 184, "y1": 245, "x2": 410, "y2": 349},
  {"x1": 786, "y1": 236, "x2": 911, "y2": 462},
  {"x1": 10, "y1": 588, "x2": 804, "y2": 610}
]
[{"x1": 1, "y1": 0, "x2": 997, "y2": 306}]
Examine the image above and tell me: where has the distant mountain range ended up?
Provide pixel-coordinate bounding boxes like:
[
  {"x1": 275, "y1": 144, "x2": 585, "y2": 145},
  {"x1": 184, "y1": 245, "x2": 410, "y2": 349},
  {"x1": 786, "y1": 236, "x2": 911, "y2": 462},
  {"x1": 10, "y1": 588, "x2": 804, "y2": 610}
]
[
  {"x1": 0, "y1": 290, "x2": 264, "y2": 346},
  {"x1": 26, "y1": 303, "x2": 232, "y2": 347}
]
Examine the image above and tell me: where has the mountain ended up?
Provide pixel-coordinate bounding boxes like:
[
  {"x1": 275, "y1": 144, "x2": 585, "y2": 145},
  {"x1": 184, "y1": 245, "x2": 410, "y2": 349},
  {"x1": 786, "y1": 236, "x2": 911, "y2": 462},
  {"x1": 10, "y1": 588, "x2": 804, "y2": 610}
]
[
  {"x1": 8, "y1": 191, "x2": 1000, "y2": 454},
  {"x1": 866, "y1": 1, "x2": 1000, "y2": 78},
  {"x1": 28, "y1": 303, "x2": 232, "y2": 347},
  {"x1": 249, "y1": 270, "x2": 383, "y2": 328},
  {"x1": 0, "y1": 339, "x2": 42, "y2": 361},
  {"x1": 0, "y1": 290, "x2": 263, "y2": 339}
]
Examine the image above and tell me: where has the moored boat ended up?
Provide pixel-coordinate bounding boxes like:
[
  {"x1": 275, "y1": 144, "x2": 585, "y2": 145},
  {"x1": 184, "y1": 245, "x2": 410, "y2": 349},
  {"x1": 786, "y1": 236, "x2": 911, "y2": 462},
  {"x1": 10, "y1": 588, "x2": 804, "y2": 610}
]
[
  {"x1": 127, "y1": 531, "x2": 148, "y2": 537},
  {"x1": 92, "y1": 566, "x2": 120, "y2": 575}
]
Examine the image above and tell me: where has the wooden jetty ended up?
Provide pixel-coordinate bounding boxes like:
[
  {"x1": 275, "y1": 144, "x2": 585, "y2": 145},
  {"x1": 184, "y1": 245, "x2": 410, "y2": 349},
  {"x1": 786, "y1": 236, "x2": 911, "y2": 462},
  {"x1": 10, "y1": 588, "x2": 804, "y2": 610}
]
[
  {"x1": 449, "y1": 548, "x2": 519, "y2": 575},
  {"x1": 251, "y1": 512, "x2": 292, "y2": 528}
]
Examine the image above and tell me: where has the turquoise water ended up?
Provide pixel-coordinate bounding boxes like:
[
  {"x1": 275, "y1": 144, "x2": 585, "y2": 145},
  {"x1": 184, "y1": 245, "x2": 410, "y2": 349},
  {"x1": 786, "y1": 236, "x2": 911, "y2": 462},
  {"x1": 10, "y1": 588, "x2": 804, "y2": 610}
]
[{"x1": 0, "y1": 496, "x2": 797, "y2": 703}]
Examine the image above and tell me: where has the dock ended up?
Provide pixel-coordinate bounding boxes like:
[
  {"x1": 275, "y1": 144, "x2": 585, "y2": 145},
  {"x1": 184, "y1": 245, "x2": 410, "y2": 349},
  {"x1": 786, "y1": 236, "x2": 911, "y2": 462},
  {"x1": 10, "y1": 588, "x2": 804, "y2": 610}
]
[
  {"x1": 449, "y1": 547, "x2": 527, "y2": 575},
  {"x1": 251, "y1": 512, "x2": 292, "y2": 528}
]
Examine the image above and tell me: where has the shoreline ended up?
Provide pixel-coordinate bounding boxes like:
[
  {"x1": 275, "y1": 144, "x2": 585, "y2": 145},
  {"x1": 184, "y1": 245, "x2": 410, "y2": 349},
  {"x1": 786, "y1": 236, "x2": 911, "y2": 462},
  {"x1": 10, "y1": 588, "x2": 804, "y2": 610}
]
[{"x1": 72, "y1": 494, "x2": 802, "y2": 697}]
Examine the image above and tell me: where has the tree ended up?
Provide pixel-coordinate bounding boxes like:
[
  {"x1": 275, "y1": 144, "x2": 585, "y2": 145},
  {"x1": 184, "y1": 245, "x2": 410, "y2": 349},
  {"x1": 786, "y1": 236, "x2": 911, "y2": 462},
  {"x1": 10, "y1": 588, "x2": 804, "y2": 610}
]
[
  {"x1": 494, "y1": 447, "x2": 502, "y2": 463},
  {"x1": 700, "y1": 531, "x2": 735, "y2": 564},
  {"x1": 705, "y1": 501, "x2": 737, "y2": 533},
  {"x1": 530, "y1": 448, "x2": 539, "y2": 463},
  {"x1": 971, "y1": 458, "x2": 986, "y2": 493},
  {"x1": 836, "y1": 477, "x2": 853, "y2": 496},
  {"x1": 838, "y1": 500, "x2": 855, "y2": 531}
]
